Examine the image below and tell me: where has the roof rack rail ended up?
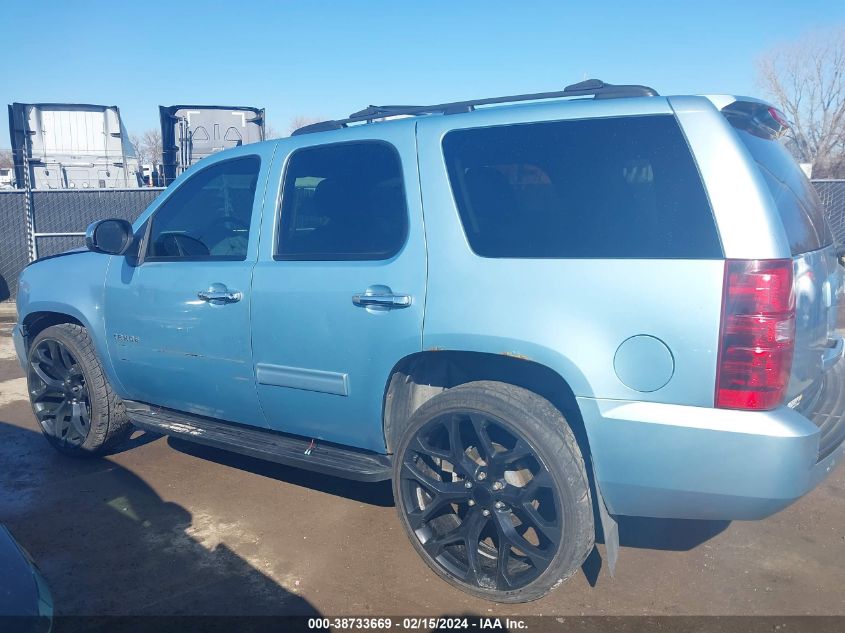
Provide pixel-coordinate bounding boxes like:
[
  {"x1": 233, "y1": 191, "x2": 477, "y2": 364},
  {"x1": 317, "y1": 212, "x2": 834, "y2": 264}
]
[{"x1": 292, "y1": 79, "x2": 658, "y2": 136}]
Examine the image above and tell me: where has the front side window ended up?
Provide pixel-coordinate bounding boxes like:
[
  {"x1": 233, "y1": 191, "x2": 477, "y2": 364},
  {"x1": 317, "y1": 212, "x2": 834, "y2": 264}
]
[
  {"x1": 276, "y1": 142, "x2": 408, "y2": 260},
  {"x1": 147, "y1": 156, "x2": 260, "y2": 261},
  {"x1": 443, "y1": 116, "x2": 722, "y2": 259}
]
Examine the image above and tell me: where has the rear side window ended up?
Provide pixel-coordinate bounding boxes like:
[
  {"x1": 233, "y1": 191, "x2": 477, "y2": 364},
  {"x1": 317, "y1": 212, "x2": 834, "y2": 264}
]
[
  {"x1": 735, "y1": 129, "x2": 832, "y2": 255},
  {"x1": 443, "y1": 116, "x2": 722, "y2": 259},
  {"x1": 276, "y1": 142, "x2": 408, "y2": 260}
]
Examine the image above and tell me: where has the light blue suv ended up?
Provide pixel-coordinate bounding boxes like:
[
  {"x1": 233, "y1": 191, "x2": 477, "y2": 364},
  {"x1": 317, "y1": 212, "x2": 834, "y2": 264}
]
[{"x1": 13, "y1": 80, "x2": 845, "y2": 602}]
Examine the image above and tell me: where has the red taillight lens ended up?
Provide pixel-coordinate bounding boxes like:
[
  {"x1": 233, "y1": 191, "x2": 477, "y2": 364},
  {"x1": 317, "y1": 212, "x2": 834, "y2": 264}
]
[{"x1": 715, "y1": 259, "x2": 795, "y2": 410}]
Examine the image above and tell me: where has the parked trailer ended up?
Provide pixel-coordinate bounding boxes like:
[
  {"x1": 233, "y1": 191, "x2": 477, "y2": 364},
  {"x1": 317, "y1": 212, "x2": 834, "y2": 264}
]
[
  {"x1": 0, "y1": 166, "x2": 14, "y2": 189},
  {"x1": 159, "y1": 105, "x2": 265, "y2": 184},
  {"x1": 8, "y1": 103, "x2": 141, "y2": 189}
]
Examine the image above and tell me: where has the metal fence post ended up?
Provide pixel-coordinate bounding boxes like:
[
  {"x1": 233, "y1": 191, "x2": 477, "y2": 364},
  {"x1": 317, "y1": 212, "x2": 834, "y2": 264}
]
[{"x1": 22, "y1": 141, "x2": 38, "y2": 261}]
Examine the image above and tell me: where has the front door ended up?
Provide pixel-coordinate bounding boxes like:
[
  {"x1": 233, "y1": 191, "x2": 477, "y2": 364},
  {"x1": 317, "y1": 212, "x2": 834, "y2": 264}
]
[
  {"x1": 104, "y1": 151, "x2": 270, "y2": 426},
  {"x1": 250, "y1": 130, "x2": 426, "y2": 452}
]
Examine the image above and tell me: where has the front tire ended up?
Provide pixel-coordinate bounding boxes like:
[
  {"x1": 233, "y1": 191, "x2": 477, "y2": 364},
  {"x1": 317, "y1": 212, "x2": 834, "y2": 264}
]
[
  {"x1": 392, "y1": 380, "x2": 594, "y2": 603},
  {"x1": 27, "y1": 323, "x2": 131, "y2": 457}
]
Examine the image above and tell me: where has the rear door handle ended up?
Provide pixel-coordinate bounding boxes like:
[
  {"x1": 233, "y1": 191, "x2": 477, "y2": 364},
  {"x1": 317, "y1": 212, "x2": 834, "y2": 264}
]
[
  {"x1": 198, "y1": 283, "x2": 242, "y2": 304},
  {"x1": 352, "y1": 285, "x2": 411, "y2": 310}
]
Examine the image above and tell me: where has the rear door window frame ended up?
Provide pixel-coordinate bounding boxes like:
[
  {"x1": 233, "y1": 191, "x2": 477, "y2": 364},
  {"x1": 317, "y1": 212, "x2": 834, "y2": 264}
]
[{"x1": 273, "y1": 139, "x2": 410, "y2": 262}]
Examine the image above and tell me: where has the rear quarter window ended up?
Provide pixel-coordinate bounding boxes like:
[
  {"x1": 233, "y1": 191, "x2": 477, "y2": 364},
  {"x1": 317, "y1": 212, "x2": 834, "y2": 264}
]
[
  {"x1": 735, "y1": 129, "x2": 832, "y2": 255},
  {"x1": 442, "y1": 115, "x2": 722, "y2": 259}
]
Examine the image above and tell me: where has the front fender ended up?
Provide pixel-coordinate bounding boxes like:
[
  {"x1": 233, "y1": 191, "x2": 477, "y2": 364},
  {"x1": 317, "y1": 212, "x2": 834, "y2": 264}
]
[{"x1": 16, "y1": 251, "x2": 126, "y2": 395}]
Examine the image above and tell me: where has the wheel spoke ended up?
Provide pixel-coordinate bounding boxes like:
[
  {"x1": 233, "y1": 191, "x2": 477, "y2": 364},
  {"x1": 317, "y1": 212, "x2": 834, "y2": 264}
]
[
  {"x1": 461, "y1": 508, "x2": 489, "y2": 584},
  {"x1": 412, "y1": 416, "x2": 475, "y2": 479},
  {"x1": 30, "y1": 380, "x2": 55, "y2": 399},
  {"x1": 514, "y1": 501, "x2": 561, "y2": 542},
  {"x1": 402, "y1": 459, "x2": 471, "y2": 525},
  {"x1": 445, "y1": 415, "x2": 467, "y2": 459},
  {"x1": 501, "y1": 438, "x2": 533, "y2": 465},
  {"x1": 409, "y1": 433, "x2": 451, "y2": 461},
  {"x1": 500, "y1": 469, "x2": 554, "y2": 506},
  {"x1": 58, "y1": 345, "x2": 76, "y2": 373},
  {"x1": 30, "y1": 363, "x2": 63, "y2": 390},
  {"x1": 403, "y1": 459, "x2": 468, "y2": 498},
  {"x1": 45, "y1": 341, "x2": 70, "y2": 378},
  {"x1": 493, "y1": 510, "x2": 555, "y2": 568},
  {"x1": 421, "y1": 521, "x2": 466, "y2": 557},
  {"x1": 494, "y1": 521, "x2": 514, "y2": 590},
  {"x1": 52, "y1": 399, "x2": 70, "y2": 422},
  {"x1": 50, "y1": 400, "x2": 70, "y2": 438},
  {"x1": 469, "y1": 414, "x2": 497, "y2": 464},
  {"x1": 35, "y1": 346, "x2": 54, "y2": 368},
  {"x1": 69, "y1": 402, "x2": 88, "y2": 438}
]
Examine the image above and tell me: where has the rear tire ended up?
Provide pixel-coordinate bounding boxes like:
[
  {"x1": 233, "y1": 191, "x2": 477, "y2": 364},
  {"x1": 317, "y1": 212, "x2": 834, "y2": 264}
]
[
  {"x1": 26, "y1": 323, "x2": 132, "y2": 457},
  {"x1": 392, "y1": 380, "x2": 594, "y2": 603}
]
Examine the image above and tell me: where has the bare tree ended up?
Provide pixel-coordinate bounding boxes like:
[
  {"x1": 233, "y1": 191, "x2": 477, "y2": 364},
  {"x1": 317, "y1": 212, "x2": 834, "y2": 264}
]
[
  {"x1": 757, "y1": 27, "x2": 845, "y2": 178},
  {"x1": 0, "y1": 150, "x2": 12, "y2": 169},
  {"x1": 130, "y1": 129, "x2": 163, "y2": 167},
  {"x1": 264, "y1": 123, "x2": 280, "y2": 139},
  {"x1": 142, "y1": 128, "x2": 162, "y2": 166},
  {"x1": 129, "y1": 133, "x2": 144, "y2": 161},
  {"x1": 287, "y1": 115, "x2": 324, "y2": 136}
]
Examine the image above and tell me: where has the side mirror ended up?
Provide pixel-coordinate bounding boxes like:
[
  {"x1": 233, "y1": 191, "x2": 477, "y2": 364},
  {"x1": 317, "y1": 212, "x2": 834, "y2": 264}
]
[{"x1": 85, "y1": 219, "x2": 134, "y2": 255}]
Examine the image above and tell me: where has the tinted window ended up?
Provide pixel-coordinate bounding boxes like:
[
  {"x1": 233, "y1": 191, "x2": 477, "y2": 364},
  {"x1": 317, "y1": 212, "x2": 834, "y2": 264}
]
[
  {"x1": 443, "y1": 116, "x2": 721, "y2": 259},
  {"x1": 735, "y1": 129, "x2": 832, "y2": 255},
  {"x1": 277, "y1": 142, "x2": 407, "y2": 260},
  {"x1": 147, "y1": 156, "x2": 260, "y2": 260}
]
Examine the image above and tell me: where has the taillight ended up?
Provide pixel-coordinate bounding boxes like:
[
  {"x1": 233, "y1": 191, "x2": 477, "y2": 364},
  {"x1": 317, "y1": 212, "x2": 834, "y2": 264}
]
[{"x1": 715, "y1": 259, "x2": 795, "y2": 410}]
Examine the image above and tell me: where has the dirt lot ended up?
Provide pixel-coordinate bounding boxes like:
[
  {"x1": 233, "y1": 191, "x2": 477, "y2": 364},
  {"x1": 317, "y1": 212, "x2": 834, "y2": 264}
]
[{"x1": 1, "y1": 319, "x2": 844, "y2": 618}]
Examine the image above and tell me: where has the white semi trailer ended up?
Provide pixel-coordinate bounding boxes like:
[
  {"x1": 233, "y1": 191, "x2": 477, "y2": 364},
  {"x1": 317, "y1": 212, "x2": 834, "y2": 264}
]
[{"x1": 8, "y1": 102, "x2": 142, "y2": 189}]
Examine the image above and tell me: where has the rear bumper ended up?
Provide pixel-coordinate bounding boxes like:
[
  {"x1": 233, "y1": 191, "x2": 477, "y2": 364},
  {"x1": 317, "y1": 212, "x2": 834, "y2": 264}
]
[{"x1": 579, "y1": 361, "x2": 845, "y2": 520}]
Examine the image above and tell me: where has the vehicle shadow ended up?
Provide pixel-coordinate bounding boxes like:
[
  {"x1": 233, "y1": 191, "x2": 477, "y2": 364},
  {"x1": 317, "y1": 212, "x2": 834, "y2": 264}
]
[
  {"x1": 581, "y1": 502, "x2": 730, "y2": 587},
  {"x1": 167, "y1": 436, "x2": 395, "y2": 507},
  {"x1": 613, "y1": 515, "x2": 730, "y2": 551},
  {"x1": 0, "y1": 418, "x2": 321, "y2": 621},
  {"x1": 165, "y1": 432, "x2": 730, "y2": 579}
]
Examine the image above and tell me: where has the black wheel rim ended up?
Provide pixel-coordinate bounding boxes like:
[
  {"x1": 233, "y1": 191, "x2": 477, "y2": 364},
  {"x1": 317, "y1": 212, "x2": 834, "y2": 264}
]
[
  {"x1": 28, "y1": 339, "x2": 91, "y2": 447},
  {"x1": 399, "y1": 412, "x2": 563, "y2": 591}
]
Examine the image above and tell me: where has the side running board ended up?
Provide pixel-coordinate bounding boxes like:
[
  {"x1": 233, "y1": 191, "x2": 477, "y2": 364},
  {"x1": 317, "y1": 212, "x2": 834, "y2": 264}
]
[{"x1": 124, "y1": 401, "x2": 392, "y2": 482}]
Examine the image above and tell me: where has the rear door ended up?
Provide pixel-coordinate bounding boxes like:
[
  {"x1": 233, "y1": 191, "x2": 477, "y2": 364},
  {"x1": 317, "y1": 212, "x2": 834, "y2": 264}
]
[
  {"x1": 250, "y1": 127, "x2": 426, "y2": 452},
  {"x1": 730, "y1": 110, "x2": 843, "y2": 398}
]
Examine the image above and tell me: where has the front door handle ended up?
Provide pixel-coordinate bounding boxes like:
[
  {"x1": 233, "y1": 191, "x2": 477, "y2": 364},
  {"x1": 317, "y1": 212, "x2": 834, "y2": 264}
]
[
  {"x1": 198, "y1": 283, "x2": 242, "y2": 304},
  {"x1": 352, "y1": 285, "x2": 411, "y2": 310}
]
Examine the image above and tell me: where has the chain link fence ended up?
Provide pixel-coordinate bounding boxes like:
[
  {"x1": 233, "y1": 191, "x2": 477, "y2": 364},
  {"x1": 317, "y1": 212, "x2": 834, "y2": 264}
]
[
  {"x1": 813, "y1": 180, "x2": 845, "y2": 245},
  {"x1": 0, "y1": 188, "x2": 164, "y2": 301},
  {"x1": 0, "y1": 191, "x2": 29, "y2": 302},
  {"x1": 2, "y1": 181, "x2": 845, "y2": 304}
]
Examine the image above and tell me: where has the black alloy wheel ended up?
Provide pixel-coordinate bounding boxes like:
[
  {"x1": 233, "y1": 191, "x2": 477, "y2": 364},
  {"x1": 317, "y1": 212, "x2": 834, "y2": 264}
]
[
  {"x1": 399, "y1": 411, "x2": 563, "y2": 591},
  {"x1": 28, "y1": 338, "x2": 91, "y2": 447}
]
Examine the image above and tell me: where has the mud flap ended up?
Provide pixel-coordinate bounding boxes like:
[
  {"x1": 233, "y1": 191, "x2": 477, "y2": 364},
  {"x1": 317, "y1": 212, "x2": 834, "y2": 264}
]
[{"x1": 592, "y1": 468, "x2": 619, "y2": 577}]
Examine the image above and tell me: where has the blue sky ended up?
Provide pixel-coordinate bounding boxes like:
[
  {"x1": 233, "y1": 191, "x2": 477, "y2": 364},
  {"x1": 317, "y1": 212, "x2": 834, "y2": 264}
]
[{"x1": 2, "y1": 0, "x2": 844, "y2": 147}]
